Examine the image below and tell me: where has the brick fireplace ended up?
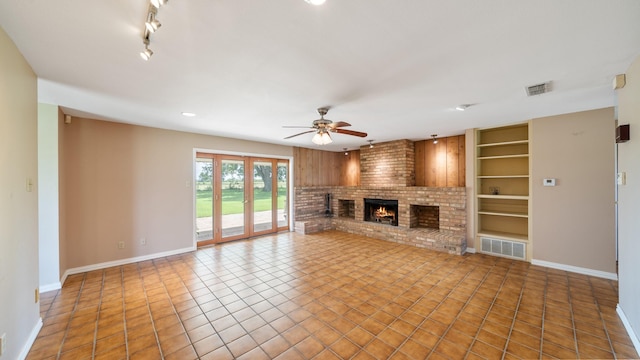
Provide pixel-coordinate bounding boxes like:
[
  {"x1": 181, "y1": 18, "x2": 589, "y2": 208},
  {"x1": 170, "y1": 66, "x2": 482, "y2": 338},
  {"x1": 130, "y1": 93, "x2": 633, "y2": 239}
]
[{"x1": 293, "y1": 140, "x2": 467, "y2": 255}]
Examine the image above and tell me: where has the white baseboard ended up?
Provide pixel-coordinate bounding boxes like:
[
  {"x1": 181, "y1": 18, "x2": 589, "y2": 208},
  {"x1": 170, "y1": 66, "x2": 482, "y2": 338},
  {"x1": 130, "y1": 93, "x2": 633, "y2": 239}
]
[
  {"x1": 39, "y1": 281, "x2": 61, "y2": 293},
  {"x1": 60, "y1": 246, "x2": 196, "y2": 286},
  {"x1": 18, "y1": 317, "x2": 42, "y2": 360},
  {"x1": 465, "y1": 247, "x2": 476, "y2": 254},
  {"x1": 531, "y1": 259, "x2": 618, "y2": 280},
  {"x1": 617, "y1": 304, "x2": 640, "y2": 355}
]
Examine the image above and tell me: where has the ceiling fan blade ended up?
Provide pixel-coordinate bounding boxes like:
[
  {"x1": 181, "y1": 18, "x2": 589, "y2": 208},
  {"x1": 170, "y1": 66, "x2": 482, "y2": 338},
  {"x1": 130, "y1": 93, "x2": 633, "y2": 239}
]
[
  {"x1": 284, "y1": 130, "x2": 316, "y2": 139},
  {"x1": 332, "y1": 128, "x2": 368, "y2": 137},
  {"x1": 327, "y1": 121, "x2": 351, "y2": 129},
  {"x1": 282, "y1": 125, "x2": 314, "y2": 128}
]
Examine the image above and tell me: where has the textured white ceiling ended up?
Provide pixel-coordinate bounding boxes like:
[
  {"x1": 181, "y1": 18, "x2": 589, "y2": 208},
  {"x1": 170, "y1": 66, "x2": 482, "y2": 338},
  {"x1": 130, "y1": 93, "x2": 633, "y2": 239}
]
[{"x1": 1, "y1": 0, "x2": 639, "y2": 151}]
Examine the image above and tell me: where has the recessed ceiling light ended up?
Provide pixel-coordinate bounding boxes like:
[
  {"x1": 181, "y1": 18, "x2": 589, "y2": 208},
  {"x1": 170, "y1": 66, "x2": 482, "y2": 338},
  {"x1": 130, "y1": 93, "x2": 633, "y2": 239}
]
[
  {"x1": 181, "y1": 112, "x2": 196, "y2": 117},
  {"x1": 305, "y1": 0, "x2": 326, "y2": 5}
]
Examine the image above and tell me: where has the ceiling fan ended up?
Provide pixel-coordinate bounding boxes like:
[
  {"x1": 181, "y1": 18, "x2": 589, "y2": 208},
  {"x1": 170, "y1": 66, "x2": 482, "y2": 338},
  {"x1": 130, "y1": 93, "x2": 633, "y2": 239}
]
[{"x1": 283, "y1": 107, "x2": 368, "y2": 145}]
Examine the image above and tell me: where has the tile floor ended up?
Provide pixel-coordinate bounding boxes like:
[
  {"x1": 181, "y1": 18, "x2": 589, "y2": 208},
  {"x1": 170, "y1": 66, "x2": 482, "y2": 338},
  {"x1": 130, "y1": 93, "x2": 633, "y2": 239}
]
[{"x1": 27, "y1": 230, "x2": 639, "y2": 359}]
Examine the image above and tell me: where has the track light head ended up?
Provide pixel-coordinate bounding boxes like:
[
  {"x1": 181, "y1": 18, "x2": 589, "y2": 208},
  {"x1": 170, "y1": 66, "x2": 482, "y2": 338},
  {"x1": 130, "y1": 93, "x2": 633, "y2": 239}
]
[
  {"x1": 145, "y1": 17, "x2": 161, "y2": 32},
  {"x1": 140, "y1": 47, "x2": 153, "y2": 61},
  {"x1": 431, "y1": 134, "x2": 438, "y2": 144},
  {"x1": 150, "y1": 0, "x2": 168, "y2": 8}
]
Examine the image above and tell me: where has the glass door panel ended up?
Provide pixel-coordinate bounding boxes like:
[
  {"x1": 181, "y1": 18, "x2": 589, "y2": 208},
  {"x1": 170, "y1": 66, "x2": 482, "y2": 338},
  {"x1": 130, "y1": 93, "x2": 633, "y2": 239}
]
[
  {"x1": 195, "y1": 154, "x2": 288, "y2": 246},
  {"x1": 195, "y1": 158, "x2": 214, "y2": 242},
  {"x1": 277, "y1": 162, "x2": 289, "y2": 228},
  {"x1": 221, "y1": 158, "x2": 246, "y2": 239},
  {"x1": 253, "y1": 160, "x2": 273, "y2": 233}
]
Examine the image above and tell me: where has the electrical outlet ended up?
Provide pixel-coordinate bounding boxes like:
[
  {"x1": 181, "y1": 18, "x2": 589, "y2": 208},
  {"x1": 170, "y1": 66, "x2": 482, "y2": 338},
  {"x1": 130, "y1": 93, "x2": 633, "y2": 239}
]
[
  {"x1": 489, "y1": 187, "x2": 500, "y2": 195},
  {"x1": 118, "y1": 241, "x2": 125, "y2": 249},
  {"x1": 0, "y1": 333, "x2": 6, "y2": 357},
  {"x1": 140, "y1": 237, "x2": 146, "y2": 246}
]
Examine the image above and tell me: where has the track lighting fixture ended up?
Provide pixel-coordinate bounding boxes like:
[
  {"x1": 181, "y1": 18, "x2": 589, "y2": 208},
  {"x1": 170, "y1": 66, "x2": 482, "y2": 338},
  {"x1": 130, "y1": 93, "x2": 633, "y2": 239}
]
[
  {"x1": 431, "y1": 134, "x2": 438, "y2": 144},
  {"x1": 455, "y1": 104, "x2": 471, "y2": 111},
  {"x1": 344, "y1": 148, "x2": 349, "y2": 155},
  {"x1": 367, "y1": 140, "x2": 374, "y2": 148},
  {"x1": 140, "y1": 0, "x2": 169, "y2": 60}
]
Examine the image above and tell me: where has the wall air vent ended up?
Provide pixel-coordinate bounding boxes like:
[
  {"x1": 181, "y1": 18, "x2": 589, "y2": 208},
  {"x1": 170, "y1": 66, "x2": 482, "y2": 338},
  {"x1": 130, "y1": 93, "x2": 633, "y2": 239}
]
[
  {"x1": 481, "y1": 237, "x2": 526, "y2": 260},
  {"x1": 525, "y1": 82, "x2": 551, "y2": 96}
]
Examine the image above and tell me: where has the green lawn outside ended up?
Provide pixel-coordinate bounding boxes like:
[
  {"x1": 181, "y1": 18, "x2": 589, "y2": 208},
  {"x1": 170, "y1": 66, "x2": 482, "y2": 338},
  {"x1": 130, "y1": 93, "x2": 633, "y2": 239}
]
[{"x1": 196, "y1": 187, "x2": 287, "y2": 217}]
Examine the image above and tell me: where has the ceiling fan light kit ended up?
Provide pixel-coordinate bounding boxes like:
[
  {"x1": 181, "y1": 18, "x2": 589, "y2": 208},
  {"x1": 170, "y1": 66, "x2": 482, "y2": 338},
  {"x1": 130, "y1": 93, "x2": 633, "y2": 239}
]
[
  {"x1": 284, "y1": 107, "x2": 367, "y2": 146},
  {"x1": 312, "y1": 131, "x2": 332, "y2": 145}
]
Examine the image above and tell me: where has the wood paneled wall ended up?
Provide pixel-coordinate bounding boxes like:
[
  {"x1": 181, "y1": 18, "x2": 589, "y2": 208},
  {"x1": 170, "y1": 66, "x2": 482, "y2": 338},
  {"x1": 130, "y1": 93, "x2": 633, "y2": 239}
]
[
  {"x1": 293, "y1": 147, "x2": 361, "y2": 186},
  {"x1": 415, "y1": 135, "x2": 466, "y2": 187},
  {"x1": 340, "y1": 150, "x2": 361, "y2": 186},
  {"x1": 294, "y1": 134, "x2": 465, "y2": 188}
]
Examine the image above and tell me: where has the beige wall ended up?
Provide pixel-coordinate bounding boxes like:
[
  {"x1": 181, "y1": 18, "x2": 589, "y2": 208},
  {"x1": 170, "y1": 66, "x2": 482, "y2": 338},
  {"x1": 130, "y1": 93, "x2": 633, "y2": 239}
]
[
  {"x1": 58, "y1": 107, "x2": 68, "y2": 276},
  {"x1": 38, "y1": 103, "x2": 60, "y2": 290},
  {"x1": 466, "y1": 108, "x2": 617, "y2": 275},
  {"x1": 465, "y1": 128, "x2": 475, "y2": 249},
  {"x1": 617, "y1": 56, "x2": 640, "y2": 349},
  {"x1": 61, "y1": 117, "x2": 293, "y2": 272},
  {"x1": 531, "y1": 108, "x2": 616, "y2": 273},
  {"x1": 0, "y1": 26, "x2": 41, "y2": 359}
]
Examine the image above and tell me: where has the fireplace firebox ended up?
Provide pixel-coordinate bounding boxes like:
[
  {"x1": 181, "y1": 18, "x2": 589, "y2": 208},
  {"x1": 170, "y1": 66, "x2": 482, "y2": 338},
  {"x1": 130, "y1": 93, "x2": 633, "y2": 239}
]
[{"x1": 364, "y1": 198, "x2": 398, "y2": 226}]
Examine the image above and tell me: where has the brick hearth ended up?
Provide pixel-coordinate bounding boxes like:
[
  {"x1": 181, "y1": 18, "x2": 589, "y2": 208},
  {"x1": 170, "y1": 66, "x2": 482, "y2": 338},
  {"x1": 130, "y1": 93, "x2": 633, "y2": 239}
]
[{"x1": 294, "y1": 186, "x2": 467, "y2": 255}]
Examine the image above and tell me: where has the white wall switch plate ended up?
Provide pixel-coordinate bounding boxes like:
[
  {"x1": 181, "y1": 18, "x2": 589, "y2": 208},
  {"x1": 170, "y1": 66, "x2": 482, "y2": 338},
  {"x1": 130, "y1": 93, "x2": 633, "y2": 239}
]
[
  {"x1": 543, "y1": 178, "x2": 556, "y2": 186},
  {"x1": 617, "y1": 172, "x2": 626, "y2": 185}
]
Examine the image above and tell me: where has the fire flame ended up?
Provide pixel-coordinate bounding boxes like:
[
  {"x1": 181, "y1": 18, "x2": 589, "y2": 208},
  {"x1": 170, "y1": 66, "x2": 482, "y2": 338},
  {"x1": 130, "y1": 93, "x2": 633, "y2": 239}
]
[{"x1": 375, "y1": 206, "x2": 394, "y2": 218}]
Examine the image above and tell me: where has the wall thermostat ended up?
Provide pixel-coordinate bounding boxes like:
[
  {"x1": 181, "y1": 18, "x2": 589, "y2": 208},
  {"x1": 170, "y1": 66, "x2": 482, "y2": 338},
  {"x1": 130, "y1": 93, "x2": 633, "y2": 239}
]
[{"x1": 543, "y1": 178, "x2": 556, "y2": 186}]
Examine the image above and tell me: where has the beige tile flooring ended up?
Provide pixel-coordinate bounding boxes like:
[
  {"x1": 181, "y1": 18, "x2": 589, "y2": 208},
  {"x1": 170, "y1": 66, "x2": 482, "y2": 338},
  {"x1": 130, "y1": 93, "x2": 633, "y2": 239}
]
[{"x1": 28, "y1": 230, "x2": 639, "y2": 359}]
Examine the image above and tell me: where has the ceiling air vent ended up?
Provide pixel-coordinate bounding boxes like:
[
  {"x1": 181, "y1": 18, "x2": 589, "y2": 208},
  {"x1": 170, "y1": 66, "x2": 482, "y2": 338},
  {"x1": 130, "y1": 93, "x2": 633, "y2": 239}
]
[{"x1": 525, "y1": 82, "x2": 551, "y2": 96}]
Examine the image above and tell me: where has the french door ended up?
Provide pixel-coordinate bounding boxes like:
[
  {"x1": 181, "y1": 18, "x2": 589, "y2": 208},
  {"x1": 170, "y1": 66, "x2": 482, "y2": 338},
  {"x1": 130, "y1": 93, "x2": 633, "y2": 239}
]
[{"x1": 195, "y1": 153, "x2": 289, "y2": 246}]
